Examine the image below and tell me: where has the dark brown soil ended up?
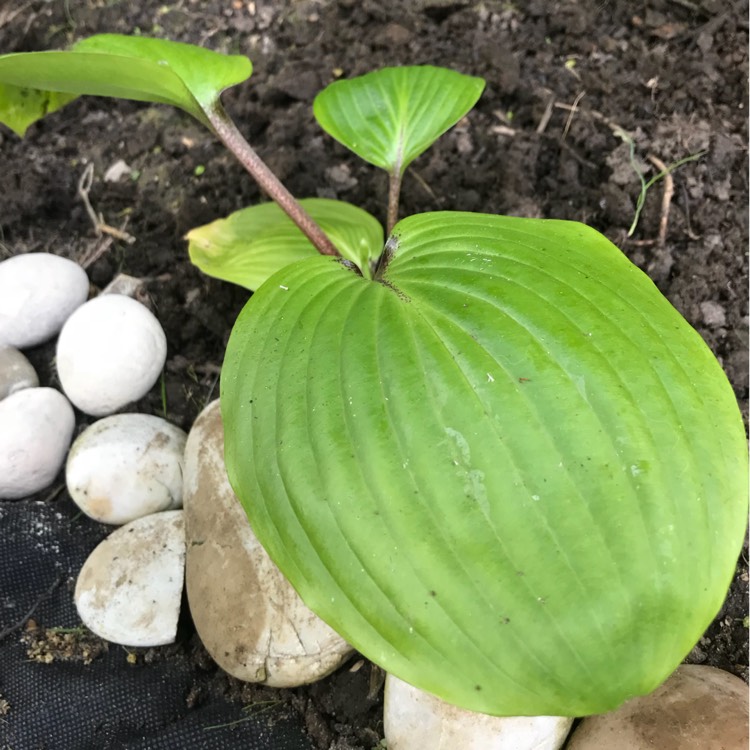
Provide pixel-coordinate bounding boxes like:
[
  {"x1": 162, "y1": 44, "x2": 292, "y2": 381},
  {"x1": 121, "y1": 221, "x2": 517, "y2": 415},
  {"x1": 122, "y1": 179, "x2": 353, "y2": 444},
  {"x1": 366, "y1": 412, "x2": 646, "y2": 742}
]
[{"x1": 0, "y1": 1, "x2": 747, "y2": 748}]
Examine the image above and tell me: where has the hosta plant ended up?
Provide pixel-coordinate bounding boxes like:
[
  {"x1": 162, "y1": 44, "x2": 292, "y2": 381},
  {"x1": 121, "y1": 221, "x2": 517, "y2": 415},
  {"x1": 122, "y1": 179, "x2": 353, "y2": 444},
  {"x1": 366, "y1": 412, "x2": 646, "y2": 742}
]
[{"x1": 0, "y1": 35, "x2": 746, "y2": 717}]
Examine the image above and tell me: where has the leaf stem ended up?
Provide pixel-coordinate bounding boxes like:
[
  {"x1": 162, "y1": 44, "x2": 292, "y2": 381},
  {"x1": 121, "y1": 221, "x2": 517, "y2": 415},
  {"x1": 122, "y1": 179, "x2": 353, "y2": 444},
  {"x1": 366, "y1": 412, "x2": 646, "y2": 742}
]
[
  {"x1": 387, "y1": 170, "x2": 402, "y2": 235},
  {"x1": 207, "y1": 104, "x2": 339, "y2": 257}
]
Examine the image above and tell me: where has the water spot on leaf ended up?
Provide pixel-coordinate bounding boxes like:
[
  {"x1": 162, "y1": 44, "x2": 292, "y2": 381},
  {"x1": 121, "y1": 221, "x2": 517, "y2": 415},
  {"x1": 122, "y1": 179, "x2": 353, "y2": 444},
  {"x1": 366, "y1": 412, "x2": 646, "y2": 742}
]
[{"x1": 444, "y1": 427, "x2": 488, "y2": 514}]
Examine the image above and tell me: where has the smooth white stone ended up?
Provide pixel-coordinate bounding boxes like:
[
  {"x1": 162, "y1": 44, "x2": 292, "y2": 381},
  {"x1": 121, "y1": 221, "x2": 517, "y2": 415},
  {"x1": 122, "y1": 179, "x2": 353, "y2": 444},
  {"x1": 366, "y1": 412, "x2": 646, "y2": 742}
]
[
  {"x1": 384, "y1": 674, "x2": 573, "y2": 750},
  {"x1": 0, "y1": 346, "x2": 39, "y2": 400},
  {"x1": 183, "y1": 400, "x2": 353, "y2": 687},
  {"x1": 566, "y1": 665, "x2": 748, "y2": 750},
  {"x1": 0, "y1": 253, "x2": 89, "y2": 348},
  {"x1": 75, "y1": 510, "x2": 185, "y2": 647},
  {"x1": 56, "y1": 294, "x2": 167, "y2": 416},
  {"x1": 0, "y1": 387, "x2": 75, "y2": 499},
  {"x1": 103, "y1": 159, "x2": 132, "y2": 182},
  {"x1": 66, "y1": 413, "x2": 187, "y2": 525}
]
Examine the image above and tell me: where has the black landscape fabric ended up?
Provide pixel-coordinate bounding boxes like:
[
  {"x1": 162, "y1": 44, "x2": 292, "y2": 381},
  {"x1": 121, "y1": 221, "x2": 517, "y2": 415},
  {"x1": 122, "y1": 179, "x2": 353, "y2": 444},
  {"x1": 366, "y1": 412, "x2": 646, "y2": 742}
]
[{"x1": 0, "y1": 502, "x2": 313, "y2": 749}]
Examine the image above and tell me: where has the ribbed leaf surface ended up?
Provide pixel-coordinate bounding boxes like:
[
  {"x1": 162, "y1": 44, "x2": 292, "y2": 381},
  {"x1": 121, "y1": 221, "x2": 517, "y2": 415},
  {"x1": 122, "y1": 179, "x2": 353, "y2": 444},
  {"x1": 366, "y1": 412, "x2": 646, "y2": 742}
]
[
  {"x1": 221, "y1": 212, "x2": 748, "y2": 716},
  {"x1": 0, "y1": 34, "x2": 251, "y2": 132},
  {"x1": 313, "y1": 66, "x2": 485, "y2": 174},
  {"x1": 187, "y1": 199, "x2": 383, "y2": 289}
]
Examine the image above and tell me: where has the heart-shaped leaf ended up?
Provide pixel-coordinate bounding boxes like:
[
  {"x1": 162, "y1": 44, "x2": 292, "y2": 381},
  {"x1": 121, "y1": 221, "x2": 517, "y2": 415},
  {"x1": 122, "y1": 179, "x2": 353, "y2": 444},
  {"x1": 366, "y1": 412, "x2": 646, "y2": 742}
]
[
  {"x1": 221, "y1": 212, "x2": 747, "y2": 716},
  {"x1": 313, "y1": 66, "x2": 485, "y2": 175},
  {"x1": 0, "y1": 34, "x2": 251, "y2": 133},
  {"x1": 187, "y1": 198, "x2": 383, "y2": 290}
]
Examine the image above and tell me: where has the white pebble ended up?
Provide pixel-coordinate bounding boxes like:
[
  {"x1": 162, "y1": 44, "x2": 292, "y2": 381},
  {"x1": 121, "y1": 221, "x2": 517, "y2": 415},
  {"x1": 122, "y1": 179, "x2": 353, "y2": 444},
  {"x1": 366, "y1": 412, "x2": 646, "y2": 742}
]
[
  {"x1": 0, "y1": 387, "x2": 75, "y2": 499},
  {"x1": 384, "y1": 674, "x2": 573, "y2": 750},
  {"x1": 103, "y1": 159, "x2": 132, "y2": 182},
  {"x1": 0, "y1": 253, "x2": 89, "y2": 348},
  {"x1": 183, "y1": 400, "x2": 353, "y2": 686},
  {"x1": 66, "y1": 413, "x2": 187, "y2": 525},
  {"x1": 56, "y1": 294, "x2": 167, "y2": 416},
  {"x1": 0, "y1": 346, "x2": 39, "y2": 400},
  {"x1": 75, "y1": 510, "x2": 185, "y2": 647}
]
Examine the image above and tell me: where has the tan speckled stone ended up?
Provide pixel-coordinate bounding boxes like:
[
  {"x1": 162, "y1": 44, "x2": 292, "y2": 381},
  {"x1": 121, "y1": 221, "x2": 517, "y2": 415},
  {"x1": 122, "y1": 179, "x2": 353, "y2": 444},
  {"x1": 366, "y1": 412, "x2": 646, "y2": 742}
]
[
  {"x1": 183, "y1": 400, "x2": 353, "y2": 688},
  {"x1": 566, "y1": 664, "x2": 748, "y2": 750}
]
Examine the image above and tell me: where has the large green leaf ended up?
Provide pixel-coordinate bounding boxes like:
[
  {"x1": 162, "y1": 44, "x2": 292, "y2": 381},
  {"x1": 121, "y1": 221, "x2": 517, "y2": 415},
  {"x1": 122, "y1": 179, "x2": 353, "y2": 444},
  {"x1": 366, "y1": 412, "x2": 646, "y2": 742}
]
[
  {"x1": 0, "y1": 34, "x2": 251, "y2": 133},
  {"x1": 221, "y1": 212, "x2": 747, "y2": 716},
  {"x1": 187, "y1": 198, "x2": 383, "y2": 289},
  {"x1": 313, "y1": 66, "x2": 485, "y2": 175}
]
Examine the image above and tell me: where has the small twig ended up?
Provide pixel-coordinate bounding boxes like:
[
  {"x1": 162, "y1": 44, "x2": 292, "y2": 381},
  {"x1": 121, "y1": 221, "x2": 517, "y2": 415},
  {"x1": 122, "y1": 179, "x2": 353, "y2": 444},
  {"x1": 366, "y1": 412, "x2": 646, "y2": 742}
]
[
  {"x1": 557, "y1": 139, "x2": 597, "y2": 170},
  {"x1": 666, "y1": 0, "x2": 703, "y2": 11},
  {"x1": 0, "y1": 0, "x2": 36, "y2": 30},
  {"x1": 77, "y1": 236, "x2": 114, "y2": 270},
  {"x1": 680, "y1": 182, "x2": 700, "y2": 240},
  {"x1": 77, "y1": 165, "x2": 136, "y2": 244},
  {"x1": 490, "y1": 124, "x2": 517, "y2": 137},
  {"x1": 204, "y1": 370, "x2": 220, "y2": 405},
  {"x1": 98, "y1": 223, "x2": 135, "y2": 243},
  {"x1": 647, "y1": 154, "x2": 674, "y2": 247},
  {"x1": 409, "y1": 169, "x2": 437, "y2": 201},
  {"x1": 554, "y1": 101, "x2": 628, "y2": 137},
  {"x1": 691, "y1": 8, "x2": 732, "y2": 42},
  {"x1": 203, "y1": 700, "x2": 281, "y2": 731},
  {"x1": 77, "y1": 164, "x2": 99, "y2": 230},
  {"x1": 535, "y1": 95, "x2": 556, "y2": 135},
  {"x1": 0, "y1": 575, "x2": 64, "y2": 643},
  {"x1": 38, "y1": 482, "x2": 66, "y2": 504},
  {"x1": 561, "y1": 91, "x2": 585, "y2": 142},
  {"x1": 160, "y1": 371, "x2": 169, "y2": 419}
]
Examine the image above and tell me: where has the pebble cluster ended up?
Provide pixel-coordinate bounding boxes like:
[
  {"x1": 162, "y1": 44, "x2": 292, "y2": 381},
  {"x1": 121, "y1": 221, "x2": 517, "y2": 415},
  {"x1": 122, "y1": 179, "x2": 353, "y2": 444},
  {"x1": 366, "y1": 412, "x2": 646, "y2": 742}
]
[
  {"x1": 2, "y1": 251, "x2": 746, "y2": 748},
  {"x1": 0, "y1": 250, "x2": 351, "y2": 687},
  {"x1": 0, "y1": 253, "x2": 167, "y2": 499}
]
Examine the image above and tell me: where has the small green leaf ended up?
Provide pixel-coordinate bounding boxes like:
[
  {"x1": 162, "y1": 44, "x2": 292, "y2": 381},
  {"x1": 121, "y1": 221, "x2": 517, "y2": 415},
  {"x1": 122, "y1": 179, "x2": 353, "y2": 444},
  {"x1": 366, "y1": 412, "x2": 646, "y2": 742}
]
[
  {"x1": 186, "y1": 198, "x2": 383, "y2": 290},
  {"x1": 0, "y1": 34, "x2": 251, "y2": 132},
  {"x1": 0, "y1": 83, "x2": 76, "y2": 136},
  {"x1": 313, "y1": 66, "x2": 485, "y2": 175},
  {"x1": 222, "y1": 212, "x2": 748, "y2": 716}
]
